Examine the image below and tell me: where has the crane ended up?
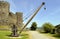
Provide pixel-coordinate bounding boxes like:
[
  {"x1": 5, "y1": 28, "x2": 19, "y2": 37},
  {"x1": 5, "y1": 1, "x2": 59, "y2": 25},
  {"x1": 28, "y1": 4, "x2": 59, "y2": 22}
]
[{"x1": 19, "y1": 2, "x2": 45, "y2": 34}]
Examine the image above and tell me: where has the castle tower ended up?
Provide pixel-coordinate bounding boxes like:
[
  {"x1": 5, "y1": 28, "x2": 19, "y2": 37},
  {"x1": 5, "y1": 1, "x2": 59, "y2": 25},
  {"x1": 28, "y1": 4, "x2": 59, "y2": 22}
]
[
  {"x1": 16, "y1": 12, "x2": 23, "y2": 28},
  {"x1": 0, "y1": 1, "x2": 10, "y2": 20}
]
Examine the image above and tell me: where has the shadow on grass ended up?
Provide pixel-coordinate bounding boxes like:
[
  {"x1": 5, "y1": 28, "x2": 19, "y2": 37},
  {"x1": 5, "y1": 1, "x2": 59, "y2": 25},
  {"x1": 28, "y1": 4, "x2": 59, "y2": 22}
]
[
  {"x1": 52, "y1": 34, "x2": 60, "y2": 38},
  {"x1": 6, "y1": 34, "x2": 20, "y2": 37},
  {"x1": 39, "y1": 31, "x2": 49, "y2": 34},
  {"x1": 6, "y1": 33, "x2": 28, "y2": 37},
  {"x1": 6, "y1": 34, "x2": 12, "y2": 37},
  {"x1": 20, "y1": 34, "x2": 28, "y2": 36}
]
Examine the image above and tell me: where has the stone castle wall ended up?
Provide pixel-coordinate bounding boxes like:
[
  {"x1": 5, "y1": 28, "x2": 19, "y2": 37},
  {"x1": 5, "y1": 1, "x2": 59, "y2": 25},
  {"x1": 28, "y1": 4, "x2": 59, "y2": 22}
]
[
  {"x1": 0, "y1": 1, "x2": 9, "y2": 20},
  {"x1": 16, "y1": 12, "x2": 23, "y2": 27},
  {"x1": 0, "y1": 1, "x2": 23, "y2": 28}
]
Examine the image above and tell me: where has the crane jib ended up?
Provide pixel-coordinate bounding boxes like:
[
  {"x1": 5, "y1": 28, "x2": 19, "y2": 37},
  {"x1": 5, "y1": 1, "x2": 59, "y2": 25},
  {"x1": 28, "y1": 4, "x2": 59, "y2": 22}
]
[{"x1": 19, "y1": 2, "x2": 45, "y2": 34}]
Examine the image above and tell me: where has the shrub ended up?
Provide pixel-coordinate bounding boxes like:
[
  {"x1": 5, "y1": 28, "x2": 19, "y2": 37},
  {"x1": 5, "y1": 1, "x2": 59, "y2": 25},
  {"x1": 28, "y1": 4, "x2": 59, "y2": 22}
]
[{"x1": 42, "y1": 22, "x2": 54, "y2": 33}]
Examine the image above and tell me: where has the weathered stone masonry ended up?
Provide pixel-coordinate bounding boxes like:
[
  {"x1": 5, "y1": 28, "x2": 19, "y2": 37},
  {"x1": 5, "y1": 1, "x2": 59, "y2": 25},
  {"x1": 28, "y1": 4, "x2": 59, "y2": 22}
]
[{"x1": 0, "y1": 1, "x2": 23, "y2": 28}]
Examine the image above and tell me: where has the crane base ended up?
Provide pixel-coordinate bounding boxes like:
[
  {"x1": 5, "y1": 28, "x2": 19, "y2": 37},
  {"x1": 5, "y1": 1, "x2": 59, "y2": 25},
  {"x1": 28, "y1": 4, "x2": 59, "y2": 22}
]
[{"x1": 10, "y1": 33, "x2": 19, "y2": 37}]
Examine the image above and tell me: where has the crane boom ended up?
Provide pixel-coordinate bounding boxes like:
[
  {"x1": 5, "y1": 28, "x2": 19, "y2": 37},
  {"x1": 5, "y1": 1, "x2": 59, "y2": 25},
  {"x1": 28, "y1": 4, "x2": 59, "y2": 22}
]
[{"x1": 19, "y1": 2, "x2": 45, "y2": 33}]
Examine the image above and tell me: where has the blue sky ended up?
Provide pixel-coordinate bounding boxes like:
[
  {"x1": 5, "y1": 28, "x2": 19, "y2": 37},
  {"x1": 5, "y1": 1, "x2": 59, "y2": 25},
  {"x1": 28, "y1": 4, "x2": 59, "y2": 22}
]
[{"x1": 3, "y1": 0, "x2": 60, "y2": 27}]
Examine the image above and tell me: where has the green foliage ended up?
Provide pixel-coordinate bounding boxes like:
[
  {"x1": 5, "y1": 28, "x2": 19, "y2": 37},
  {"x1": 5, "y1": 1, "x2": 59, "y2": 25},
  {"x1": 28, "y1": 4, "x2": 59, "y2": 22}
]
[
  {"x1": 55, "y1": 24, "x2": 60, "y2": 35},
  {"x1": 42, "y1": 22, "x2": 54, "y2": 33},
  {"x1": 30, "y1": 22, "x2": 37, "y2": 30}
]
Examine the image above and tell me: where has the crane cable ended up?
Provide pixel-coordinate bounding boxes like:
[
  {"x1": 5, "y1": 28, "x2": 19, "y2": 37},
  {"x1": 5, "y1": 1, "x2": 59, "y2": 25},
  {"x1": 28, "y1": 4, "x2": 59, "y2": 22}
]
[{"x1": 23, "y1": 9, "x2": 35, "y2": 21}]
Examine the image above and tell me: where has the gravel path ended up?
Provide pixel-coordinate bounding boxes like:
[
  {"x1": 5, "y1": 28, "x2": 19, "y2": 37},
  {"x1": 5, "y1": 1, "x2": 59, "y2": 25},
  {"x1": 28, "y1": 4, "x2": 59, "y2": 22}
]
[{"x1": 29, "y1": 31, "x2": 56, "y2": 39}]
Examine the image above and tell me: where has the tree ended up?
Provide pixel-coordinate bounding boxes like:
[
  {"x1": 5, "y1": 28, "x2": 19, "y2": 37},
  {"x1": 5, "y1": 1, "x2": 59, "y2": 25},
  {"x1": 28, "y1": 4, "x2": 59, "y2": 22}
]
[
  {"x1": 55, "y1": 24, "x2": 60, "y2": 34},
  {"x1": 42, "y1": 22, "x2": 54, "y2": 33},
  {"x1": 30, "y1": 22, "x2": 37, "y2": 30}
]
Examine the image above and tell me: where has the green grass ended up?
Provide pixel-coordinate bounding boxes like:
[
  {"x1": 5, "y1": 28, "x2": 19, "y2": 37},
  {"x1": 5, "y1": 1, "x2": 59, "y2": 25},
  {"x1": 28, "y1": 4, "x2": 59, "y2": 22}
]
[
  {"x1": 0, "y1": 25, "x2": 10, "y2": 28},
  {"x1": 46, "y1": 34, "x2": 60, "y2": 39},
  {"x1": 51, "y1": 34, "x2": 60, "y2": 39},
  {"x1": 0, "y1": 31, "x2": 29, "y2": 39},
  {"x1": 38, "y1": 30, "x2": 60, "y2": 39},
  {"x1": 39, "y1": 32, "x2": 60, "y2": 39}
]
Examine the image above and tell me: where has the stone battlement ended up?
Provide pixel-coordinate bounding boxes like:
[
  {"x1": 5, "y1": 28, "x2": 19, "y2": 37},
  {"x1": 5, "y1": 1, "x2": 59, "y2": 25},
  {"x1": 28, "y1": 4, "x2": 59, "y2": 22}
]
[{"x1": 0, "y1": 1, "x2": 9, "y2": 7}]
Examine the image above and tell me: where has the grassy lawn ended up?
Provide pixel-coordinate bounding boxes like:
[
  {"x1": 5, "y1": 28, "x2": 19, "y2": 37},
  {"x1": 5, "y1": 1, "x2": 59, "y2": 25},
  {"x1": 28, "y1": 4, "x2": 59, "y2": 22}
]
[
  {"x1": 38, "y1": 30, "x2": 60, "y2": 39},
  {"x1": 39, "y1": 32, "x2": 60, "y2": 39},
  {"x1": 0, "y1": 31, "x2": 29, "y2": 39},
  {"x1": 45, "y1": 33, "x2": 60, "y2": 39}
]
